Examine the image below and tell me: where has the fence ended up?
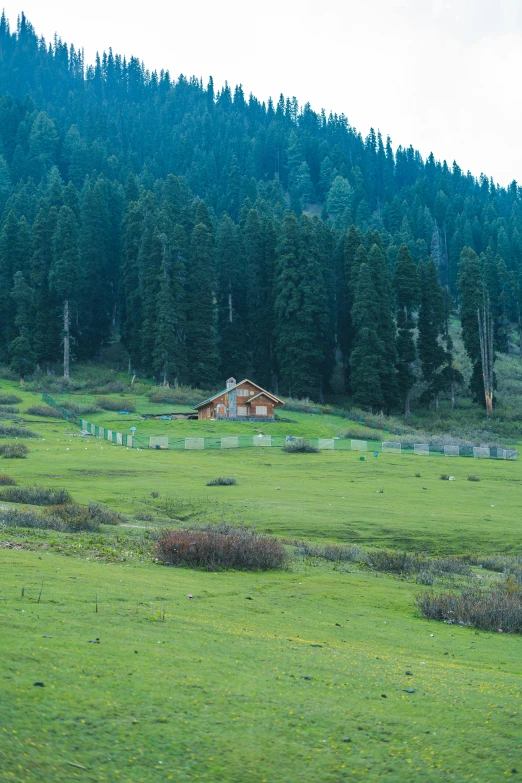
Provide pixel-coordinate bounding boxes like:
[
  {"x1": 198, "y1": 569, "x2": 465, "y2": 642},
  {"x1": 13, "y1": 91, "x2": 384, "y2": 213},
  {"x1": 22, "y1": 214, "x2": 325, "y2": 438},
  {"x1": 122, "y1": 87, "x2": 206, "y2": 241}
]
[{"x1": 42, "y1": 394, "x2": 518, "y2": 460}]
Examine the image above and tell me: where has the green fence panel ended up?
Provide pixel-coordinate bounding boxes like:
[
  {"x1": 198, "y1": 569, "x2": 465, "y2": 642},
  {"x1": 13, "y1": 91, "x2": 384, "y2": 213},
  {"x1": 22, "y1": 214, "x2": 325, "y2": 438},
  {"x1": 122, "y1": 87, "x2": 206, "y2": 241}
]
[
  {"x1": 94, "y1": 425, "x2": 100, "y2": 437},
  {"x1": 204, "y1": 438, "x2": 222, "y2": 450},
  {"x1": 333, "y1": 439, "x2": 351, "y2": 450}
]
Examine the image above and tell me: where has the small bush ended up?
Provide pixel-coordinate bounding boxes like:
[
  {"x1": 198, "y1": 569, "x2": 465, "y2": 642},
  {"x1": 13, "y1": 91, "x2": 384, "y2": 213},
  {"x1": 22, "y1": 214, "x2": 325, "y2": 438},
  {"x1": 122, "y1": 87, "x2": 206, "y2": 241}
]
[
  {"x1": 0, "y1": 424, "x2": 38, "y2": 438},
  {"x1": 281, "y1": 398, "x2": 323, "y2": 415},
  {"x1": 207, "y1": 476, "x2": 237, "y2": 486},
  {"x1": 155, "y1": 526, "x2": 287, "y2": 571},
  {"x1": 135, "y1": 512, "x2": 154, "y2": 522},
  {"x1": 0, "y1": 499, "x2": 122, "y2": 533},
  {"x1": 0, "y1": 474, "x2": 16, "y2": 485},
  {"x1": 97, "y1": 397, "x2": 136, "y2": 412},
  {"x1": 282, "y1": 438, "x2": 320, "y2": 454},
  {"x1": 415, "y1": 473, "x2": 421, "y2": 478},
  {"x1": 366, "y1": 549, "x2": 424, "y2": 575},
  {"x1": 440, "y1": 474, "x2": 450, "y2": 481},
  {"x1": 26, "y1": 405, "x2": 63, "y2": 418},
  {"x1": 0, "y1": 406, "x2": 19, "y2": 414},
  {"x1": 0, "y1": 443, "x2": 29, "y2": 459},
  {"x1": 297, "y1": 542, "x2": 363, "y2": 562},
  {"x1": 87, "y1": 502, "x2": 123, "y2": 525},
  {"x1": 471, "y1": 554, "x2": 522, "y2": 573},
  {"x1": 468, "y1": 475, "x2": 481, "y2": 482},
  {"x1": 0, "y1": 507, "x2": 62, "y2": 531},
  {"x1": 340, "y1": 426, "x2": 383, "y2": 441},
  {"x1": 431, "y1": 556, "x2": 472, "y2": 576},
  {"x1": 62, "y1": 401, "x2": 100, "y2": 416},
  {"x1": 45, "y1": 503, "x2": 100, "y2": 532},
  {"x1": 0, "y1": 486, "x2": 72, "y2": 506},
  {"x1": 416, "y1": 578, "x2": 522, "y2": 633},
  {"x1": 149, "y1": 386, "x2": 211, "y2": 406},
  {"x1": 417, "y1": 570, "x2": 437, "y2": 585},
  {"x1": 0, "y1": 394, "x2": 22, "y2": 405},
  {"x1": 90, "y1": 381, "x2": 127, "y2": 395}
]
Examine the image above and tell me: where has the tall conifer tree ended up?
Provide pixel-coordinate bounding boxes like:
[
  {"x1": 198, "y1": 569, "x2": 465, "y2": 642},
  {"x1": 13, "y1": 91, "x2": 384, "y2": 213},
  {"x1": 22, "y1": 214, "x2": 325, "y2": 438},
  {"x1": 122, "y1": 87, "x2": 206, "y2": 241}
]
[
  {"x1": 393, "y1": 244, "x2": 418, "y2": 415},
  {"x1": 50, "y1": 206, "x2": 80, "y2": 379},
  {"x1": 186, "y1": 221, "x2": 220, "y2": 387}
]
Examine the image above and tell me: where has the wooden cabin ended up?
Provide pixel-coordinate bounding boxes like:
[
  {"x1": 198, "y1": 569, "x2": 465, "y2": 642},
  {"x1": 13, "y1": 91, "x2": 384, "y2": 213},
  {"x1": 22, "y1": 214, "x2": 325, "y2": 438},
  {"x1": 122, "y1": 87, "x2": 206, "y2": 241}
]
[{"x1": 193, "y1": 378, "x2": 284, "y2": 421}]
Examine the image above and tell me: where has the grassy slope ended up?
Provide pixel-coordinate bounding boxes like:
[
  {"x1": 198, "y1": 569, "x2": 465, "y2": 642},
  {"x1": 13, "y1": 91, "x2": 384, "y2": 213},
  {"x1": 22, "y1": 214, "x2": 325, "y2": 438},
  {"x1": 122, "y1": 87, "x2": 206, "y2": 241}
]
[
  {"x1": 3, "y1": 385, "x2": 520, "y2": 553},
  {"x1": 1, "y1": 382, "x2": 522, "y2": 781},
  {"x1": 1, "y1": 551, "x2": 521, "y2": 783}
]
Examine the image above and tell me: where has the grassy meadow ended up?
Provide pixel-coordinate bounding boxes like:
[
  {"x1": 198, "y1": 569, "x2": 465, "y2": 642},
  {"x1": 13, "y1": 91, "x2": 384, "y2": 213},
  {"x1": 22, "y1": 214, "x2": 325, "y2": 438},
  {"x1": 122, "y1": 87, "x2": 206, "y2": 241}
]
[{"x1": 1, "y1": 378, "x2": 522, "y2": 781}]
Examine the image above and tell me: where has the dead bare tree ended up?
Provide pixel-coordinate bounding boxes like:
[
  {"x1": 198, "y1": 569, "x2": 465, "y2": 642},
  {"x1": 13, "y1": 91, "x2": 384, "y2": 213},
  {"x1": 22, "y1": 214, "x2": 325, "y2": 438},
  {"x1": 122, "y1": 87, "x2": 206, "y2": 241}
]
[{"x1": 477, "y1": 292, "x2": 494, "y2": 418}]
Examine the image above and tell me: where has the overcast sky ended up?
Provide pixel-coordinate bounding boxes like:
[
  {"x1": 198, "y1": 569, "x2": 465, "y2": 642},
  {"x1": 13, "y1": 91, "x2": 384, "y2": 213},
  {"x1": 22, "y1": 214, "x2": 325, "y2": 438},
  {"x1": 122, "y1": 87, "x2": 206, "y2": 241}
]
[{"x1": 2, "y1": 0, "x2": 520, "y2": 186}]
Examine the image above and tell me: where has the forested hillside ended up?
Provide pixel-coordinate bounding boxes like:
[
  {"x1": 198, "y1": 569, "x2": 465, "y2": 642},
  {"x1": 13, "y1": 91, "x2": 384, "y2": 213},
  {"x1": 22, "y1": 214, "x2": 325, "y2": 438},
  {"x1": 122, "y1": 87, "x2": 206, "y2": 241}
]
[{"x1": 0, "y1": 13, "x2": 520, "y2": 412}]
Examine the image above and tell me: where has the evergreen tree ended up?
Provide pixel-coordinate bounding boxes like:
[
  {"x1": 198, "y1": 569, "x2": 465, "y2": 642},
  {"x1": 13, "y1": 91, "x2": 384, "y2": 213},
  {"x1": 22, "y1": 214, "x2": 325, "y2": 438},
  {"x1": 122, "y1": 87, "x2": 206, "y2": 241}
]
[
  {"x1": 367, "y1": 243, "x2": 398, "y2": 410},
  {"x1": 121, "y1": 198, "x2": 145, "y2": 372},
  {"x1": 245, "y1": 209, "x2": 275, "y2": 388},
  {"x1": 457, "y1": 247, "x2": 484, "y2": 402},
  {"x1": 393, "y1": 244, "x2": 418, "y2": 415},
  {"x1": 49, "y1": 206, "x2": 80, "y2": 378},
  {"x1": 153, "y1": 250, "x2": 183, "y2": 386},
  {"x1": 78, "y1": 179, "x2": 112, "y2": 357},
  {"x1": 339, "y1": 225, "x2": 364, "y2": 387},
  {"x1": 482, "y1": 248, "x2": 509, "y2": 353},
  {"x1": 186, "y1": 222, "x2": 220, "y2": 387},
  {"x1": 216, "y1": 214, "x2": 248, "y2": 378},
  {"x1": 31, "y1": 206, "x2": 59, "y2": 367},
  {"x1": 349, "y1": 263, "x2": 384, "y2": 410},
  {"x1": 417, "y1": 259, "x2": 445, "y2": 404},
  {"x1": 140, "y1": 223, "x2": 165, "y2": 374},
  {"x1": 273, "y1": 214, "x2": 329, "y2": 398},
  {"x1": 9, "y1": 270, "x2": 34, "y2": 380},
  {"x1": 0, "y1": 211, "x2": 31, "y2": 355}
]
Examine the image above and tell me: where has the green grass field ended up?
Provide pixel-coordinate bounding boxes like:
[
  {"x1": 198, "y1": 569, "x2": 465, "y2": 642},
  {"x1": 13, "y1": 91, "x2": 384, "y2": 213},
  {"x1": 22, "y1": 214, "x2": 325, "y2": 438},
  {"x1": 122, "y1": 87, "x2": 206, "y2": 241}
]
[{"x1": 1, "y1": 381, "x2": 522, "y2": 781}]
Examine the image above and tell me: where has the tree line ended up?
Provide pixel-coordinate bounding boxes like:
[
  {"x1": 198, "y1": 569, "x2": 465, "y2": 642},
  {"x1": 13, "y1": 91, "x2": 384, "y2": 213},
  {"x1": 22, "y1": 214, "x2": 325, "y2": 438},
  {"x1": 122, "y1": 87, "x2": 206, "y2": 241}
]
[{"x1": 0, "y1": 13, "x2": 519, "y2": 412}]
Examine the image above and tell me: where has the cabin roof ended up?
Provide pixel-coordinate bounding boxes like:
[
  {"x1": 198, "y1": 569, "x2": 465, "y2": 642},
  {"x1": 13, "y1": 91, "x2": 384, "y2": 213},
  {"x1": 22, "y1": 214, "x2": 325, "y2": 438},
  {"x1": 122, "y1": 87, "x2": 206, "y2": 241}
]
[{"x1": 193, "y1": 379, "x2": 284, "y2": 409}]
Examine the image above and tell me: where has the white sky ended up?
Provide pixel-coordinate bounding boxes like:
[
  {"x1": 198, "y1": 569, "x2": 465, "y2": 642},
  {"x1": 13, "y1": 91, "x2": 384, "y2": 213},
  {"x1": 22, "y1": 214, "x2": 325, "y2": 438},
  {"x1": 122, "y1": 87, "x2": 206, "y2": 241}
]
[{"x1": 2, "y1": 0, "x2": 521, "y2": 186}]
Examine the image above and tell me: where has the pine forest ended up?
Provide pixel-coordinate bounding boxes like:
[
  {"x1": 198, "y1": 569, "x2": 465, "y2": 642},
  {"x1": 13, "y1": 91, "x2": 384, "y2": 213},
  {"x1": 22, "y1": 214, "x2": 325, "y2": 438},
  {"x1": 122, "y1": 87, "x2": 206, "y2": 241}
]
[{"x1": 0, "y1": 13, "x2": 520, "y2": 414}]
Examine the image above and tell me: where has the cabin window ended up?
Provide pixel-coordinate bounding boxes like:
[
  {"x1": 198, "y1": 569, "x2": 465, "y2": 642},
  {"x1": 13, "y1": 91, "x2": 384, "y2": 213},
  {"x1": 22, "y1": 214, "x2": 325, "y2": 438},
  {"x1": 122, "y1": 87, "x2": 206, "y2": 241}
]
[
  {"x1": 237, "y1": 406, "x2": 248, "y2": 416},
  {"x1": 255, "y1": 406, "x2": 268, "y2": 416},
  {"x1": 237, "y1": 389, "x2": 250, "y2": 396}
]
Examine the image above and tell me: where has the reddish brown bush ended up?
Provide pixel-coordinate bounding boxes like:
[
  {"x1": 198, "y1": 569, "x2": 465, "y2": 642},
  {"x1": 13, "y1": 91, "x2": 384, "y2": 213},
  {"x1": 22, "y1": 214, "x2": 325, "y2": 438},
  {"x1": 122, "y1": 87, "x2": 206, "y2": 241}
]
[{"x1": 154, "y1": 526, "x2": 287, "y2": 571}]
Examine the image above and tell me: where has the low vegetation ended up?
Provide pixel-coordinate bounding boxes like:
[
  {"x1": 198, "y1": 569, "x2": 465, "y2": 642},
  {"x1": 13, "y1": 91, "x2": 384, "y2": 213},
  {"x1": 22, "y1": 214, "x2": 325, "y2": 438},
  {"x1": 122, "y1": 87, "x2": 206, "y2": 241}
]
[
  {"x1": 97, "y1": 396, "x2": 136, "y2": 412},
  {"x1": 297, "y1": 542, "x2": 472, "y2": 581},
  {"x1": 0, "y1": 424, "x2": 38, "y2": 438},
  {"x1": 0, "y1": 474, "x2": 16, "y2": 485},
  {"x1": 0, "y1": 499, "x2": 123, "y2": 533},
  {"x1": 26, "y1": 405, "x2": 63, "y2": 418},
  {"x1": 0, "y1": 394, "x2": 22, "y2": 405},
  {"x1": 60, "y1": 400, "x2": 100, "y2": 416},
  {"x1": 416, "y1": 576, "x2": 522, "y2": 633},
  {"x1": 206, "y1": 476, "x2": 237, "y2": 486},
  {"x1": 148, "y1": 385, "x2": 210, "y2": 406},
  {"x1": 155, "y1": 525, "x2": 288, "y2": 571},
  {"x1": 282, "y1": 437, "x2": 320, "y2": 453},
  {"x1": 0, "y1": 405, "x2": 19, "y2": 413},
  {"x1": 0, "y1": 443, "x2": 29, "y2": 458},
  {"x1": 0, "y1": 486, "x2": 72, "y2": 505}
]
